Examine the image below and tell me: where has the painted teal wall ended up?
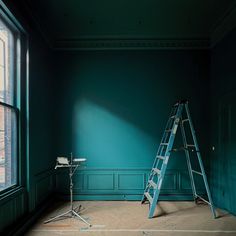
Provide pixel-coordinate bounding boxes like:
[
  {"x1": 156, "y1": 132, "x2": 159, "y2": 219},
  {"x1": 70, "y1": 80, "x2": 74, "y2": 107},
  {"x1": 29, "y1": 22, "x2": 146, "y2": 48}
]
[
  {"x1": 27, "y1": 29, "x2": 55, "y2": 211},
  {"x1": 210, "y1": 28, "x2": 236, "y2": 215},
  {"x1": 54, "y1": 50, "x2": 211, "y2": 200},
  {"x1": 0, "y1": 1, "x2": 55, "y2": 233}
]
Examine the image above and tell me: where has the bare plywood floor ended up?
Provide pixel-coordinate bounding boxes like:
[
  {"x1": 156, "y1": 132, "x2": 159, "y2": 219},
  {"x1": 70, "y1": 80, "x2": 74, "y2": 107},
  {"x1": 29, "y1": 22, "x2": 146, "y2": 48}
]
[{"x1": 25, "y1": 201, "x2": 236, "y2": 236}]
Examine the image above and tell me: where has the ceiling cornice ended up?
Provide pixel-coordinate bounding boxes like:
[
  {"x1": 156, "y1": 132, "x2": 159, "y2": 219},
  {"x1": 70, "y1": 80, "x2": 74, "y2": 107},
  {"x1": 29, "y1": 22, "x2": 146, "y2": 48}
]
[
  {"x1": 21, "y1": 1, "x2": 236, "y2": 50},
  {"x1": 53, "y1": 38, "x2": 210, "y2": 50},
  {"x1": 210, "y1": 1, "x2": 236, "y2": 48},
  {"x1": 23, "y1": 0, "x2": 54, "y2": 49}
]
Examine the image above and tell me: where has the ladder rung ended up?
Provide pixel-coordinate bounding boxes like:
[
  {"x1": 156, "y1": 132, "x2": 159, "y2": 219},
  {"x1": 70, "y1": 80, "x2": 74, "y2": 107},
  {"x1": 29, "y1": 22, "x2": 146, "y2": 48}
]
[
  {"x1": 148, "y1": 180, "x2": 157, "y2": 189},
  {"x1": 152, "y1": 168, "x2": 161, "y2": 175},
  {"x1": 182, "y1": 119, "x2": 189, "y2": 123},
  {"x1": 156, "y1": 155, "x2": 165, "y2": 160},
  {"x1": 161, "y1": 143, "x2": 168, "y2": 146},
  {"x1": 170, "y1": 115, "x2": 175, "y2": 119},
  {"x1": 195, "y1": 194, "x2": 210, "y2": 205},
  {"x1": 144, "y1": 192, "x2": 153, "y2": 204},
  {"x1": 186, "y1": 144, "x2": 195, "y2": 147},
  {"x1": 192, "y1": 170, "x2": 203, "y2": 175},
  {"x1": 165, "y1": 129, "x2": 172, "y2": 132}
]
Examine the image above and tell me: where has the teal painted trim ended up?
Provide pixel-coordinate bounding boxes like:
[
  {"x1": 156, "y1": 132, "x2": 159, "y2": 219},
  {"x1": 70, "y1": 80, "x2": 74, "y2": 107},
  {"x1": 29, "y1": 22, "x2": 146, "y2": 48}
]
[
  {"x1": 56, "y1": 168, "x2": 206, "y2": 200},
  {"x1": 2, "y1": 195, "x2": 54, "y2": 236},
  {"x1": 0, "y1": 0, "x2": 26, "y2": 33},
  {"x1": 0, "y1": 2, "x2": 29, "y2": 233},
  {"x1": 0, "y1": 186, "x2": 25, "y2": 205}
]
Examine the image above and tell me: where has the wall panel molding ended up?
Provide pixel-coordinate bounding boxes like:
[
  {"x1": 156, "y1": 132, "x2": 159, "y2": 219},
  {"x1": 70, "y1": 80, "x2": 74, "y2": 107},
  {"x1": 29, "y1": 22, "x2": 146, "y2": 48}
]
[
  {"x1": 118, "y1": 173, "x2": 145, "y2": 190},
  {"x1": 55, "y1": 168, "x2": 200, "y2": 200},
  {"x1": 0, "y1": 190, "x2": 26, "y2": 231},
  {"x1": 34, "y1": 168, "x2": 55, "y2": 206},
  {"x1": 87, "y1": 174, "x2": 114, "y2": 190}
]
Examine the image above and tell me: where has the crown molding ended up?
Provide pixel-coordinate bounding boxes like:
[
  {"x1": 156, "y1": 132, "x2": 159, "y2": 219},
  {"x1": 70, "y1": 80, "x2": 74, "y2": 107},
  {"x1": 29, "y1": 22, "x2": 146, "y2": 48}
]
[
  {"x1": 210, "y1": 1, "x2": 236, "y2": 48},
  {"x1": 18, "y1": 1, "x2": 236, "y2": 50},
  {"x1": 53, "y1": 38, "x2": 210, "y2": 50},
  {"x1": 22, "y1": 0, "x2": 54, "y2": 49}
]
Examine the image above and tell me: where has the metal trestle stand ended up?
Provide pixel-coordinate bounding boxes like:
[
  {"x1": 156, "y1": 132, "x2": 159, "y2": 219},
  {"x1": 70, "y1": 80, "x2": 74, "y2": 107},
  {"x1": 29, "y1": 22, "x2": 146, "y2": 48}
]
[{"x1": 44, "y1": 153, "x2": 91, "y2": 226}]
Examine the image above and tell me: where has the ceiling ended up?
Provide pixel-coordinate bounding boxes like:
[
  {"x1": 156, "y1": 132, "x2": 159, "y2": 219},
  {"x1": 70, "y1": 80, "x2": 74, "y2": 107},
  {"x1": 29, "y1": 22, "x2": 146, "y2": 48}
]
[{"x1": 24, "y1": 0, "x2": 236, "y2": 48}]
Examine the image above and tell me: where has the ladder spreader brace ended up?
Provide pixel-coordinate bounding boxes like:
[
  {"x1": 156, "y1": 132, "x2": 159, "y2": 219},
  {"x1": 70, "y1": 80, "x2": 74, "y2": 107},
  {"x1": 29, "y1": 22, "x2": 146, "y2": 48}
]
[{"x1": 141, "y1": 100, "x2": 216, "y2": 219}]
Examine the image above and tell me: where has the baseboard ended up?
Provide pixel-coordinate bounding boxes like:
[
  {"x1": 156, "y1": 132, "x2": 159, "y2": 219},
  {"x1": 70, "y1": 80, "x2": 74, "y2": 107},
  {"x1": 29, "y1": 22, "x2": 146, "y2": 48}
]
[
  {"x1": 3, "y1": 194, "x2": 54, "y2": 236},
  {"x1": 57, "y1": 193, "x2": 195, "y2": 201}
]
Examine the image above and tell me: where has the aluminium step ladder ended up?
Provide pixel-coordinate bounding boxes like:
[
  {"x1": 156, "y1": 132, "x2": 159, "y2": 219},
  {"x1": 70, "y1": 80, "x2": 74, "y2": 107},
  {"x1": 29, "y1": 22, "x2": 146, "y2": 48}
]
[{"x1": 141, "y1": 100, "x2": 216, "y2": 219}]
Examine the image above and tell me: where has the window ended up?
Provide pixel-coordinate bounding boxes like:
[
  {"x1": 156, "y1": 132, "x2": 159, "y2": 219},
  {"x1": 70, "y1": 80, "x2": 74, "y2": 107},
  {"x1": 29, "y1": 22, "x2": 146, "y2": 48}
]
[{"x1": 0, "y1": 15, "x2": 19, "y2": 192}]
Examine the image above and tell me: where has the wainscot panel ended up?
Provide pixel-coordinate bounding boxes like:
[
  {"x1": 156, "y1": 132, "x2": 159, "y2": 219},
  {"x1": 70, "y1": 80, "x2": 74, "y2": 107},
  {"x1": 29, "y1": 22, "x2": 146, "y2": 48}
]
[
  {"x1": 0, "y1": 188, "x2": 26, "y2": 232},
  {"x1": 34, "y1": 169, "x2": 55, "y2": 205},
  {"x1": 56, "y1": 169, "x2": 199, "y2": 200},
  {"x1": 118, "y1": 173, "x2": 145, "y2": 190}
]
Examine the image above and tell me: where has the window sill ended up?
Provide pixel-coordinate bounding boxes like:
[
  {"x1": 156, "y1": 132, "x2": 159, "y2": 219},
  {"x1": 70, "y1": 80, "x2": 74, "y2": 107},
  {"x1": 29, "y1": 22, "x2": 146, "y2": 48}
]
[{"x1": 0, "y1": 185, "x2": 25, "y2": 204}]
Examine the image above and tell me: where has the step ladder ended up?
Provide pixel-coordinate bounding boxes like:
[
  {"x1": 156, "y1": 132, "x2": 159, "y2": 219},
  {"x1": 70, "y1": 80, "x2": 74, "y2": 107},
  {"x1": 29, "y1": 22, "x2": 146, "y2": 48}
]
[{"x1": 141, "y1": 100, "x2": 216, "y2": 219}]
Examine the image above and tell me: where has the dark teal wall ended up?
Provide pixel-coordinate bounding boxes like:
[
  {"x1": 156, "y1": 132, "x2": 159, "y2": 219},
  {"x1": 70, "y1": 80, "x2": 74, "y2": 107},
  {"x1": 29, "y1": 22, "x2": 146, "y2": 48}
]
[
  {"x1": 27, "y1": 29, "x2": 55, "y2": 211},
  {"x1": 210, "y1": 28, "x2": 236, "y2": 215},
  {"x1": 0, "y1": 1, "x2": 55, "y2": 232},
  {"x1": 54, "y1": 50, "x2": 211, "y2": 200}
]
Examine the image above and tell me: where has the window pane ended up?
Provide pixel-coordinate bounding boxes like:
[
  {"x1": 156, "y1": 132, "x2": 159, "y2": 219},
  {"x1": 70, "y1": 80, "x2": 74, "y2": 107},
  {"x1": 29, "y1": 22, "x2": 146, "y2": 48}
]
[
  {"x1": 0, "y1": 18, "x2": 14, "y2": 105},
  {"x1": 0, "y1": 105, "x2": 17, "y2": 191},
  {"x1": 0, "y1": 66, "x2": 4, "y2": 101},
  {"x1": 0, "y1": 40, "x2": 4, "y2": 66}
]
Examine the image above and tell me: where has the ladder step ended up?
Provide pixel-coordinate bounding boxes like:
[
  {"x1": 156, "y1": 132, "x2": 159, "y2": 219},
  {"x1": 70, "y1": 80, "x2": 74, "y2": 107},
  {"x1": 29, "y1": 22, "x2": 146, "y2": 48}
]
[
  {"x1": 148, "y1": 180, "x2": 157, "y2": 189},
  {"x1": 192, "y1": 170, "x2": 203, "y2": 175},
  {"x1": 170, "y1": 115, "x2": 175, "y2": 119},
  {"x1": 144, "y1": 192, "x2": 153, "y2": 204},
  {"x1": 165, "y1": 129, "x2": 172, "y2": 132},
  {"x1": 186, "y1": 144, "x2": 195, "y2": 147},
  {"x1": 182, "y1": 119, "x2": 189, "y2": 123},
  {"x1": 152, "y1": 168, "x2": 161, "y2": 175},
  {"x1": 156, "y1": 155, "x2": 165, "y2": 160},
  {"x1": 195, "y1": 194, "x2": 210, "y2": 205},
  {"x1": 160, "y1": 143, "x2": 168, "y2": 146}
]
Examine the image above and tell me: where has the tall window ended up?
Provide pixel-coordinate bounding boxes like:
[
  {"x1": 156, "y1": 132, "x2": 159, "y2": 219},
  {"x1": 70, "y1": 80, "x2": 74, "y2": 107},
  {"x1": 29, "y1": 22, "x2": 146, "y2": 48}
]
[{"x1": 0, "y1": 16, "x2": 19, "y2": 192}]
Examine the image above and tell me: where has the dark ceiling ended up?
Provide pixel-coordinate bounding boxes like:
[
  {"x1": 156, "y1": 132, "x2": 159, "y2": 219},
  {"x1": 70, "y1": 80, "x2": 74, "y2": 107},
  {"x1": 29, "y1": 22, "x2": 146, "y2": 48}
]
[{"x1": 24, "y1": 0, "x2": 236, "y2": 44}]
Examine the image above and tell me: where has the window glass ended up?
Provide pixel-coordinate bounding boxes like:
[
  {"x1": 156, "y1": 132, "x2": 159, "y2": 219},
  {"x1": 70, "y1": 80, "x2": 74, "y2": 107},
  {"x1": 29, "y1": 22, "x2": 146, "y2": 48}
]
[
  {"x1": 0, "y1": 16, "x2": 18, "y2": 192},
  {"x1": 0, "y1": 18, "x2": 14, "y2": 106},
  {"x1": 0, "y1": 105, "x2": 17, "y2": 190}
]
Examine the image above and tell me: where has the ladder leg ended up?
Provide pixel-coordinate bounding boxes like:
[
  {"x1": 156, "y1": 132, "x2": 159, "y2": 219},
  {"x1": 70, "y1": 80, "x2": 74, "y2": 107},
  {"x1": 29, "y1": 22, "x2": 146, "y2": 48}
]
[
  {"x1": 147, "y1": 104, "x2": 184, "y2": 217},
  {"x1": 148, "y1": 177, "x2": 162, "y2": 218},
  {"x1": 180, "y1": 121, "x2": 197, "y2": 199},
  {"x1": 185, "y1": 104, "x2": 216, "y2": 218},
  {"x1": 141, "y1": 109, "x2": 175, "y2": 204},
  {"x1": 148, "y1": 190, "x2": 160, "y2": 218},
  {"x1": 196, "y1": 154, "x2": 216, "y2": 218}
]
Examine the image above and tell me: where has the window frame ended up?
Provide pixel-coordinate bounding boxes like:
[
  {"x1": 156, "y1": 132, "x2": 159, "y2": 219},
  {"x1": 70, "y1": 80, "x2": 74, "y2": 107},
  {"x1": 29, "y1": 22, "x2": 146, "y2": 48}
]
[
  {"x1": 0, "y1": 2, "x2": 28, "y2": 196},
  {"x1": 0, "y1": 102, "x2": 19, "y2": 193}
]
